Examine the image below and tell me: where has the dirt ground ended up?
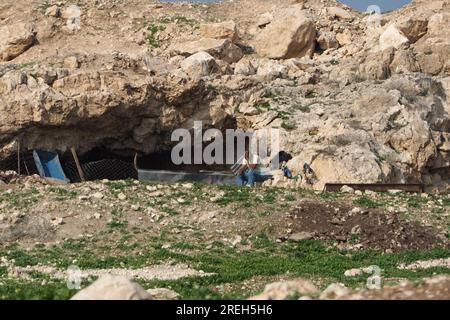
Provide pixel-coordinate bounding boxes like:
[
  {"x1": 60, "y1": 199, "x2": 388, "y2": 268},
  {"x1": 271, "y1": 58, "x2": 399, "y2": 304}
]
[{"x1": 289, "y1": 199, "x2": 448, "y2": 251}]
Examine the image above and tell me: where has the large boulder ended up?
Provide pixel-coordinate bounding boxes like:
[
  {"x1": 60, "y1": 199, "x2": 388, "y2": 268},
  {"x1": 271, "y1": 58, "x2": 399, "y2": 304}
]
[
  {"x1": 254, "y1": 5, "x2": 316, "y2": 60},
  {"x1": 396, "y1": 18, "x2": 428, "y2": 43},
  {"x1": 428, "y1": 13, "x2": 450, "y2": 37},
  {"x1": 0, "y1": 22, "x2": 35, "y2": 61},
  {"x1": 325, "y1": 7, "x2": 354, "y2": 21},
  {"x1": 256, "y1": 59, "x2": 288, "y2": 80},
  {"x1": 390, "y1": 49, "x2": 420, "y2": 74},
  {"x1": 415, "y1": 40, "x2": 450, "y2": 76},
  {"x1": 360, "y1": 47, "x2": 395, "y2": 80},
  {"x1": 180, "y1": 51, "x2": 219, "y2": 79},
  {"x1": 234, "y1": 58, "x2": 257, "y2": 76},
  {"x1": 170, "y1": 38, "x2": 243, "y2": 64},
  {"x1": 71, "y1": 275, "x2": 153, "y2": 300},
  {"x1": 199, "y1": 20, "x2": 238, "y2": 42},
  {"x1": 379, "y1": 25, "x2": 409, "y2": 51}
]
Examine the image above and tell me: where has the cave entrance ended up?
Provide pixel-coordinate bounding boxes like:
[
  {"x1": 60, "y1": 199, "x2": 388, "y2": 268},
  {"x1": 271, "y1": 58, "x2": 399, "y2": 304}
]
[
  {"x1": 0, "y1": 118, "x2": 247, "y2": 184},
  {"x1": 0, "y1": 144, "x2": 237, "y2": 184}
]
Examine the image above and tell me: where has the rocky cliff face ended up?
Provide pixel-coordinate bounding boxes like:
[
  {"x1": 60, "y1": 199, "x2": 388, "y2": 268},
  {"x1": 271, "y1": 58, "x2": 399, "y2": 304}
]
[{"x1": 0, "y1": 0, "x2": 449, "y2": 191}]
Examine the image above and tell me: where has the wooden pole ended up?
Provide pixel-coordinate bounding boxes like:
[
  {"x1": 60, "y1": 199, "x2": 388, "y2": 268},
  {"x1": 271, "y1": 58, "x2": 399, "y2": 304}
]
[
  {"x1": 70, "y1": 147, "x2": 85, "y2": 182},
  {"x1": 17, "y1": 141, "x2": 21, "y2": 175},
  {"x1": 23, "y1": 159, "x2": 30, "y2": 176}
]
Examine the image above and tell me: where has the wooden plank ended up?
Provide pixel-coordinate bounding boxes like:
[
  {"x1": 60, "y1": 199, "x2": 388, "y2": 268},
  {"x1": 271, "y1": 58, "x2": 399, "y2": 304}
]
[
  {"x1": 324, "y1": 183, "x2": 423, "y2": 193},
  {"x1": 70, "y1": 147, "x2": 85, "y2": 182},
  {"x1": 17, "y1": 141, "x2": 21, "y2": 175}
]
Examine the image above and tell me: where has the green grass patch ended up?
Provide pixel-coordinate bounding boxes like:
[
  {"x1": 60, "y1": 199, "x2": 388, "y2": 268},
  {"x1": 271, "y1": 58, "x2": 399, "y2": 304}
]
[{"x1": 354, "y1": 196, "x2": 383, "y2": 208}]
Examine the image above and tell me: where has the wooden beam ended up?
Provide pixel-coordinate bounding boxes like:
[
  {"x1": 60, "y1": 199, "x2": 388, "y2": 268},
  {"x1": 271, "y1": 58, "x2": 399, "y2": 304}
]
[
  {"x1": 17, "y1": 141, "x2": 21, "y2": 175},
  {"x1": 70, "y1": 147, "x2": 85, "y2": 182}
]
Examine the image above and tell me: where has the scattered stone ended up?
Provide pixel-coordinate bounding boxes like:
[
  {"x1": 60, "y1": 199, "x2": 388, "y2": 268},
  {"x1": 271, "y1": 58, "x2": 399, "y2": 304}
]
[
  {"x1": 234, "y1": 58, "x2": 257, "y2": 76},
  {"x1": 117, "y1": 193, "x2": 127, "y2": 201},
  {"x1": 340, "y1": 185, "x2": 354, "y2": 194},
  {"x1": 63, "y1": 56, "x2": 79, "y2": 69},
  {"x1": 180, "y1": 51, "x2": 218, "y2": 79},
  {"x1": 289, "y1": 231, "x2": 315, "y2": 242},
  {"x1": 326, "y1": 7, "x2": 353, "y2": 21},
  {"x1": 239, "y1": 103, "x2": 259, "y2": 116},
  {"x1": 45, "y1": 5, "x2": 61, "y2": 18},
  {"x1": 170, "y1": 38, "x2": 243, "y2": 64},
  {"x1": 317, "y1": 32, "x2": 339, "y2": 51},
  {"x1": 319, "y1": 283, "x2": 350, "y2": 299},
  {"x1": 398, "y1": 258, "x2": 450, "y2": 270},
  {"x1": 50, "y1": 217, "x2": 64, "y2": 226},
  {"x1": 92, "y1": 192, "x2": 104, "y2": 200},
  {"x1": 199, "y1": 20, "x2": 238, "y2": 42},
  {"x1": 231, "y1": 235, "x2": 242, "y2": 247},
  {"x1": 350, "y1": 225, "x2": 361, "y2": 235},
  {"x1": 335, "y1": 30, "x2": 352, "y2": 46},
  {"x1": 0, "y1": 22, "x2": 35, "y2": 61},
  {"x1": 344, "y1": 268, "x2": 363, "y2": 277},
  {"x1": 256, "y1": 58, "x2": 288, "y2": 79},
  {"x1": 149, "y1": 191, "x2": 164, "y2": 197}
]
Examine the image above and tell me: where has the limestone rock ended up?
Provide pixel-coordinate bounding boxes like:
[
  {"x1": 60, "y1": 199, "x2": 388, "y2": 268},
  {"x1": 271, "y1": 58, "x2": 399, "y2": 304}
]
[
  {"x1": 180, "y1": 51, "x2": 218, "y2": 79},
  {"x1": 61, "y1": 5, "x2": 81, "y2": 20},
  {"x1": 317, "y1": 32, "x2": 339, "y2": 50},
  {"x1": 340, "y1": 185, "x2": 354, "y2": 194},
  {"x1": 428, "y1": 13, "x2": 450, "y2": 37},
  {"x1": 71, "y1": 275, "x2": 153, "y2": 300},
  {"x1": 390, "y1": 49, "x2": 420, "y2": 74},
  {"x1": 146, "y1": 288, "x2": 180, "y2": 300},
  {"x1": 254, "y1": 6, "x2": 316, "y2": 60},
  {"x1": 320, "y1": 283, "x2": 351, "y2": 300},
  {"x1": 255, "y1": 12, "x2": 273, "y2": 28},
  {"x1": 289, "y1": 231, "x2": 315, "y2": 242},
  {"x1": 234, "y1": 58, "x2": 257, "y2": 76},
  {"x1": 396, "y1": 18, "x2": 428, "y2": 43},
  {"x1": 256, "y1": 59, "x2": 288, "y2": 80},
  {"x1": 379, "y1": 25, "x2": 409, "y2": 51},
  {"x1": 63, "y1": 56, "x2": 79, "y2": 69},
  {"x1": 336, "y1": 30, "x2": 352, "y2": 46},
  {"x1": 170, "y1": 38, "x2": 243, "y2": 64},
  {"x1": 199, "y1": 20, "x2": 238, "y2": 42},
  {"x1": 0, "y1": 23, "x2": 35, "y2": 61},
  {"x1": 239, "y1": 103, "x2": 259, "y2": 116},
  {"x1": 361, "y1": 47, "x2": 395, "y2": 80},
  {"x1": 326, "y1": 7, "x2": 353, "y2": 21},
  {"x1": 249, "y1": 279, "x2": 319, "y2": 300},
  {"x1": 45, "y1": 5, "x2": 61, "y2": 17}
]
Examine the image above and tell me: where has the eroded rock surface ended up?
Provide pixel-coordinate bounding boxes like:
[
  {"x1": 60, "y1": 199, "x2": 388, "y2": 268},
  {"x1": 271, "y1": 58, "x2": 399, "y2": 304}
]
[{"x1": 0, "y1": 0, "x2": 449, "y2": 191}]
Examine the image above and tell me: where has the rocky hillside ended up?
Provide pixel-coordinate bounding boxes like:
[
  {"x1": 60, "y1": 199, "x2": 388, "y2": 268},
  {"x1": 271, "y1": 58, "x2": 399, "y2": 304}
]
[{"x1": 0, "y1": 0, "x2": 449, "y2": 191}]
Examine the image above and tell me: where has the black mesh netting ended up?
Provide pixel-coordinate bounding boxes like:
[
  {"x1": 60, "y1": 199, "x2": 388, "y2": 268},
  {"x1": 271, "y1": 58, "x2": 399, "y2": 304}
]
[
  {"x1": 65, "y1": 159, "x2": 137, "y2": 182},
  {"x1": 0, "y1": 151, "x2": 38, "y2": 176},
  {"x1": 1, "y1": 151, "x2": 137, "y2": 183}
]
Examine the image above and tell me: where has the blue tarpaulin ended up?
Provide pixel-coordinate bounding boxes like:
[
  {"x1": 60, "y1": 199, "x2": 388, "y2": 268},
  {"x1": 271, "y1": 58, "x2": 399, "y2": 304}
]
[{"x1": 33, "y1": 150, "x2": 70, "y2": 183}]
